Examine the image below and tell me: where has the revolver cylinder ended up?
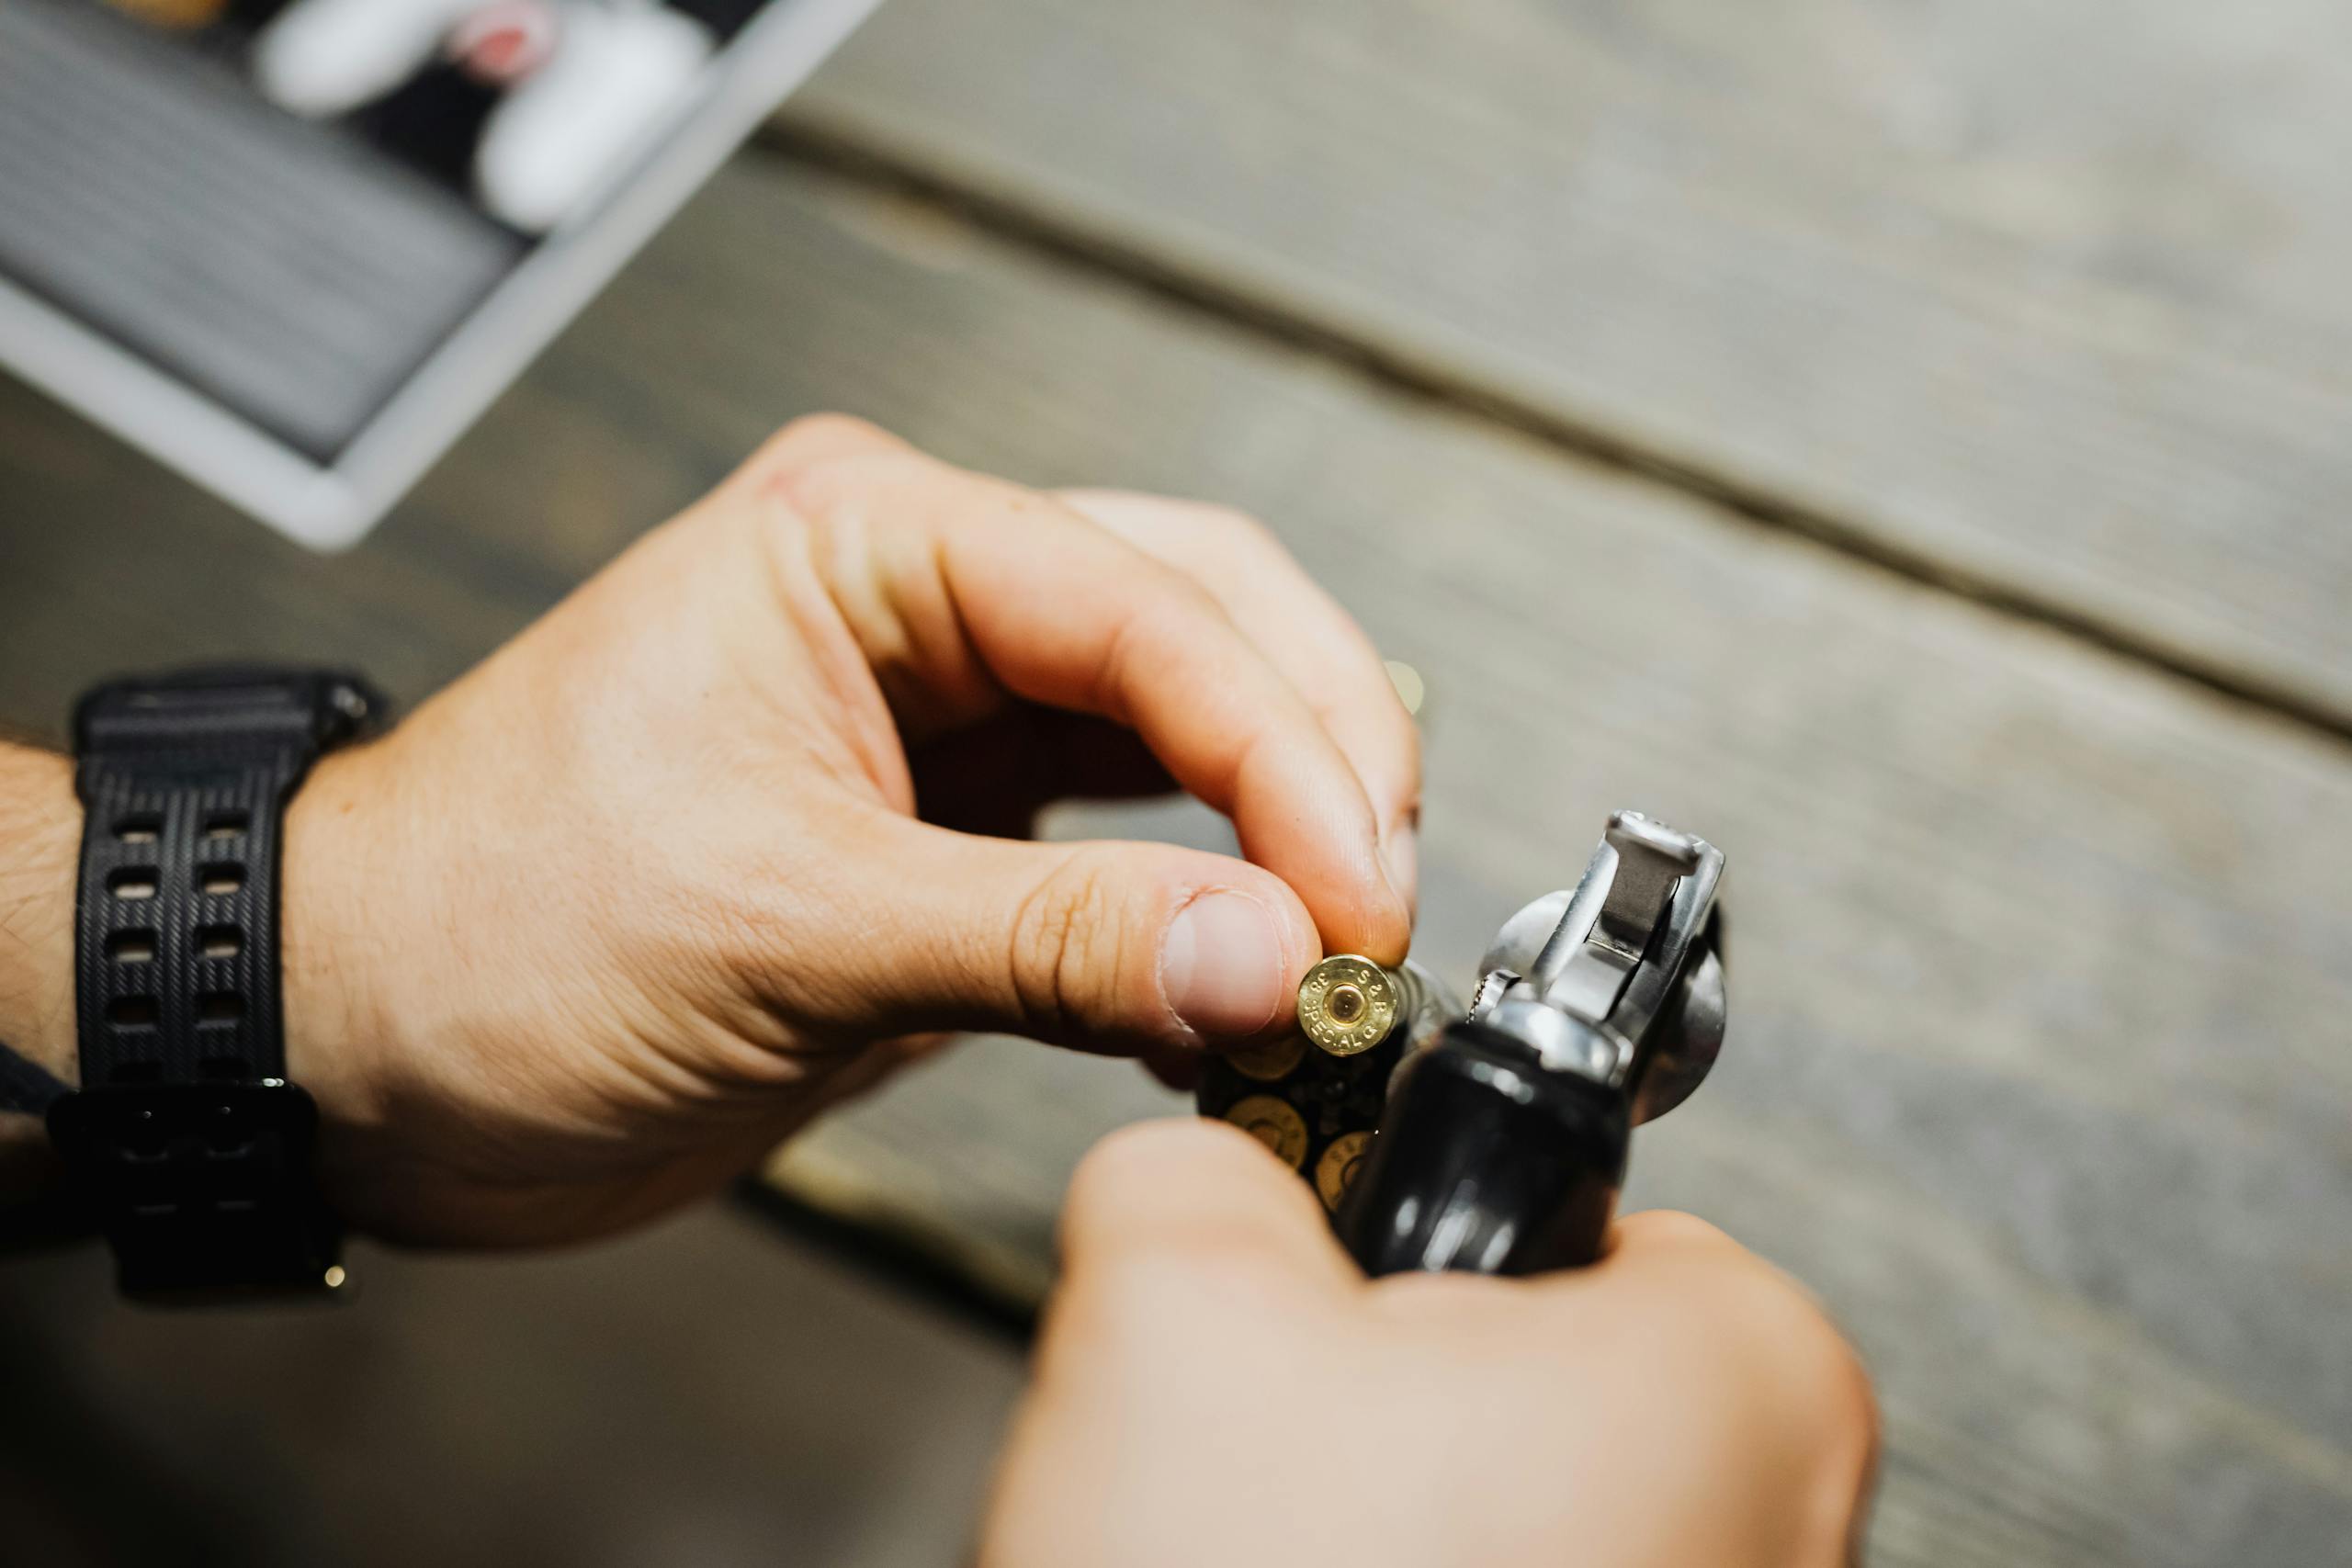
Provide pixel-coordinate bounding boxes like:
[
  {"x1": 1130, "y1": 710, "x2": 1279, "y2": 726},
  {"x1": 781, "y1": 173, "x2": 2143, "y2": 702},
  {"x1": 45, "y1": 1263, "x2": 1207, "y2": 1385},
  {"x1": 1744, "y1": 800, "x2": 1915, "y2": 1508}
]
[
  {"x1": 1196, "y1": 954, "x2": 1456, "y2": 1214},
  {"x1": 1196, "y1": 810, "x2": 1726, "y2": 1278}
]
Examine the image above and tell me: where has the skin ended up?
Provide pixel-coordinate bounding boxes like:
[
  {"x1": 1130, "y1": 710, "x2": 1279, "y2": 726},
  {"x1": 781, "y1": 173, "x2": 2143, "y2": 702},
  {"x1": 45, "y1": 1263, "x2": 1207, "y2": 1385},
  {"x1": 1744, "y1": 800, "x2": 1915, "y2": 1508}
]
[
  {"x1": 991, "y1": 1121, "x2": 1877, "y2": 1568},
  {"x1": 0, "y1": 416, "x2": 1875, "y2": 1562}
]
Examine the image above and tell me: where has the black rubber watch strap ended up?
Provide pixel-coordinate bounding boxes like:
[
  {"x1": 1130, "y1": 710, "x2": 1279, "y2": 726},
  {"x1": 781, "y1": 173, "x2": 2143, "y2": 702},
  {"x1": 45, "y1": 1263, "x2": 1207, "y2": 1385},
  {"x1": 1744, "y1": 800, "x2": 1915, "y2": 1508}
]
[
  {"x1": 73, "y1": 671, "x2": 377, "y2": 1085},
  {"x1": 0, "y1": 1040, "x2": 68, "y2": 1116},
  {"x1": 51, "y1": 668, "x2": 382, "y2": 1300}
]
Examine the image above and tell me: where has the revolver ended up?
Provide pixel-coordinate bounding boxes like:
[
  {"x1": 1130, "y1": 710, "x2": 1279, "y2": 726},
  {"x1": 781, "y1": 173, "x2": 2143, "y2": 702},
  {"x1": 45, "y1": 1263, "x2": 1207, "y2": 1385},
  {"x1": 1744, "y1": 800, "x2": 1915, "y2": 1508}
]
[{"x1": 1196, "y1": 810, "x2": 1725, "y2": 1276}]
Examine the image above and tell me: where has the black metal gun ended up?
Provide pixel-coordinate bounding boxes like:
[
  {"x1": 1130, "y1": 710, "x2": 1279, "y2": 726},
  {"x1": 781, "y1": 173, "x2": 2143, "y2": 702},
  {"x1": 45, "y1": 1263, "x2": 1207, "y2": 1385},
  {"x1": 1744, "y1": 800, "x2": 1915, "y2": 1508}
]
[{"x1": 1196, "y1": 810, "x2": 1725, "y2": 1276}]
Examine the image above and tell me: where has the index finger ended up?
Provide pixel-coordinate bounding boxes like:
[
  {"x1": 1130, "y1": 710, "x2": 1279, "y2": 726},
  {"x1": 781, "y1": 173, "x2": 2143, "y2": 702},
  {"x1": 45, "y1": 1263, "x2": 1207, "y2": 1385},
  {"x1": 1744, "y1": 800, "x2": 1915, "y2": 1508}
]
[
  {"x1": 1059, "y1": 490, "x2": 1422, "y2": 906},
  {"x1": 1060, "y1": 1119, "x2": 1361, "y2": 1295},
  {"x1": 775, "y1": 448, "x2": 1413, "y2": 960}
]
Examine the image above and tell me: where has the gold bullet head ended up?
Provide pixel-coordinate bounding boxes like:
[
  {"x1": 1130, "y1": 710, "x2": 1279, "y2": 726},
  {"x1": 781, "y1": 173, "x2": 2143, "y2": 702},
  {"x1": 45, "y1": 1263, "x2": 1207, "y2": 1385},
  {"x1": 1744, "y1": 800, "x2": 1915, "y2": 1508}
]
[
  {"x1": 1315, "y1": 1130, "x2": 1373, "y2": 1213},
  {"x1": 1297, "y1": 954, "x2": 1400, "y2": 1056},
  {"x1": 1226, "y1": 1095, "x2": 1309, "y2": 1169},
  {"x1": 1224, "y1": 1032, "x2": 1306, "y2": 1083}
]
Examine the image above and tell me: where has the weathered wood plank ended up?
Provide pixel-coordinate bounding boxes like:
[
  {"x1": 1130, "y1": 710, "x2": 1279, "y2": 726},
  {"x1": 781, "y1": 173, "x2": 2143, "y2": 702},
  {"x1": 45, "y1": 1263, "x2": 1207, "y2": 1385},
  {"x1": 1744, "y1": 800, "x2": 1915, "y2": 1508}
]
[
  {"x1": 0, "y1": 1205, "x2": 1020, "y2": 1566},
  {"x1": 788, "y1": 0, "x2": 2352, "y2": 728},
  {"x1": 6, "y1": 157, "x2": 2352, "y2": 1563}
]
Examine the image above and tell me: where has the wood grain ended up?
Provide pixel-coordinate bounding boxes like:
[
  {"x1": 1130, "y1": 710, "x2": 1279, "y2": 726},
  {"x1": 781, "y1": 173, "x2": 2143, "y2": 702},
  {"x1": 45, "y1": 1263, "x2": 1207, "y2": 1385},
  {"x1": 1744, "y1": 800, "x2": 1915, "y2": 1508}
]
[
  {"x1": 787, "y1": 0, "x2": 2352, "y2": 729},
  {"x1": 0, "y1": 1206, "x2": 1019, "y2": 1567},
  {"x1": 4, "y1": 155, "x2": 2350, "y2": 1563}
]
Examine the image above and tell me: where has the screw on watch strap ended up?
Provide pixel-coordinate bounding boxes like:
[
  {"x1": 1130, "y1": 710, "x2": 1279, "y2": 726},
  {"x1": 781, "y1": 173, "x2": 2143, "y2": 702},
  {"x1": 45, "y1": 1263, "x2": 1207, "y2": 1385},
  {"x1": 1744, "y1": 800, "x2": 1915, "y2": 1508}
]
[{"x1": 46, "y1": 667, "x2": 385, "y2": 1302}]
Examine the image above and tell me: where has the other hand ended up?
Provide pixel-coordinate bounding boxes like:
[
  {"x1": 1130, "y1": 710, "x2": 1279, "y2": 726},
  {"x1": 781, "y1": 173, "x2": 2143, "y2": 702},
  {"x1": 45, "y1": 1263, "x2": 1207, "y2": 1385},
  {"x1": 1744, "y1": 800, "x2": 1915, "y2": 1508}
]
[{"x1": 983, "y1": 1120, "x2": 1877, "y2": 1568}]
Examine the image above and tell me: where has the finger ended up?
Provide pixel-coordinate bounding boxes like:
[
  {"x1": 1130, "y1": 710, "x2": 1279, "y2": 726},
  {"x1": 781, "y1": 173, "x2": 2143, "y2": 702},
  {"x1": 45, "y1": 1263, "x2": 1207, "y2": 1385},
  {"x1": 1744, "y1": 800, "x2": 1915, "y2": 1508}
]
[
  {"x1": 819, "y1": 810, "x2": 1321, "y2": 1050},
  {"x1": 775, "y1": 451, "x2": 1411, "y2": 960},
  {"x1": 1061, "y1": 490, "x2": 1422, "y2": 905},
  {"x1": 1591, "y1": 1213, "x2": 1881, "y2": 1536},
  {"x1": 1604, "y1": 1208, "x2": 1755, "y2": 1265},
  {"x1": 1570, "y1": 1211, "x2": 1875, "y2": 1435},
  {"x1": 1362, "y1": 1208, "x2": 1875, "y2": 1567},
  {"x1": 737, "y1": 412, "x2": 913, "y2": 481},
  {"x1": 1059, "y1": 1119, "x2": 1358, "y2": 1295},
  {"x1": 1526, "y1": 1212, "x2": 1791, "y2": 1306}
]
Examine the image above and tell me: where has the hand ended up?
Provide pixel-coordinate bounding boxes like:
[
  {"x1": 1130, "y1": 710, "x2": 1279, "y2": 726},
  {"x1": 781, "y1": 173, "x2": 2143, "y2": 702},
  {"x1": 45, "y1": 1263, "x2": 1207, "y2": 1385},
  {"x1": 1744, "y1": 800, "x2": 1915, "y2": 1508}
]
[
  {"x1": 273, "y1": 417, "x2": 1420, "y2": 1243},
  {"x1": 983, "y1": 1121, "x2": 1877, "y2": 1568}
]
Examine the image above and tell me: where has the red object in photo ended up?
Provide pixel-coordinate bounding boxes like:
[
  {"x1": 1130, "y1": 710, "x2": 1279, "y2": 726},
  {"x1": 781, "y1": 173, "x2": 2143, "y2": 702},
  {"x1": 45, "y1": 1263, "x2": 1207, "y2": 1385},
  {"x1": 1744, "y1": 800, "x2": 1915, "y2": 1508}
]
[{"x1": 447, "y1": 0, "x2": 560, "y2": 87}]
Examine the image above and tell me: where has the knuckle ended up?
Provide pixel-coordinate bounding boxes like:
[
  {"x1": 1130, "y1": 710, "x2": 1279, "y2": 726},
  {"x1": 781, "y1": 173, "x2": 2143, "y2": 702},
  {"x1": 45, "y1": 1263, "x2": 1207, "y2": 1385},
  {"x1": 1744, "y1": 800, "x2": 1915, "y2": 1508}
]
[
  {"x1": 1091, "y1": 581, "x2": 1236, "y2": 732},
  {"x1": 1170, "y1": 501, "x2": 1296, "y2": 578},
  {"x1": 1192, "y1": 501, "x2": 1281, "y2": 552},
  {"x1": 749, "y1": 412, "x2": 889, "y2": 477},
  {"x1": 1005, "y1": 849, "x2": 1123, "y2": 1040},
  {"x1": 738, "y1": 417, "x2": 919, "y2": 525}
]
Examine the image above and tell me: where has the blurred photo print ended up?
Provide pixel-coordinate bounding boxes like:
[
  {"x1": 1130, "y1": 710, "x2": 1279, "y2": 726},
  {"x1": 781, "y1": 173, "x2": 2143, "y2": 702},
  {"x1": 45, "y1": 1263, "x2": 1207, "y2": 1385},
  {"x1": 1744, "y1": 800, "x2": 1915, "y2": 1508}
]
[{"x1": 0, "y1": 0, "x2": 879, "y2": 547}]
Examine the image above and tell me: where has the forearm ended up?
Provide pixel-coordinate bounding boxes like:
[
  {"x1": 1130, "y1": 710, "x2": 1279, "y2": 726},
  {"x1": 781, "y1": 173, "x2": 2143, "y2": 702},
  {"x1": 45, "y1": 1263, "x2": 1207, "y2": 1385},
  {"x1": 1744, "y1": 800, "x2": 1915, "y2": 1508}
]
[{"x1": 0, "y1": 741, "x2": 79, "y2": 1191}]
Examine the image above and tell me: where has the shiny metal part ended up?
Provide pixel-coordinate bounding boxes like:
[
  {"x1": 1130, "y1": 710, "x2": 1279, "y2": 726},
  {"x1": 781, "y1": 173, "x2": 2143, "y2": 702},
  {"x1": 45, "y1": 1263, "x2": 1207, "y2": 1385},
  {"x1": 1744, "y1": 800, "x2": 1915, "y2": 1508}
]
[
  {"x1": 1630, "y1": 940, "x2": 1724, "y2": 1122},
  {"x1": 1466, "y1": 966, "x2": 1520, "y2": 1023},
  {"x1": 1478, "y1": 883, "x2": 1580, "y2": 981},
  {"x1": 1482, "y1": 998, "x2": 1617, "y2": 1079},
  {"x1": 1297, "y1": 954, "x2": 1401, "y2": 1056},
  {"x1": 1323, "y1": 809, "x2": 1728, "y2": 1279},
  {"x1": 1464, "y1": 810, "x2": 1725, "y2": 1121},
  {"x1": 1393, "y1": 959, "x2": 1464, "y2": 1054},
  {"x1": 1297, "y1": 954, "x2": 1462, "y2": 1058}
]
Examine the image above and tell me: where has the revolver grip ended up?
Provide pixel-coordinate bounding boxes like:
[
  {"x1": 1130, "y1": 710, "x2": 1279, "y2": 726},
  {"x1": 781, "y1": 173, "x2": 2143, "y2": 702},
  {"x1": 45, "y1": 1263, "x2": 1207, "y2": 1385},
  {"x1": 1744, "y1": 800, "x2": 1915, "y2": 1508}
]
[{"x1": 1335, "y1": 1021, "x2": 1629, "y2": 1277}]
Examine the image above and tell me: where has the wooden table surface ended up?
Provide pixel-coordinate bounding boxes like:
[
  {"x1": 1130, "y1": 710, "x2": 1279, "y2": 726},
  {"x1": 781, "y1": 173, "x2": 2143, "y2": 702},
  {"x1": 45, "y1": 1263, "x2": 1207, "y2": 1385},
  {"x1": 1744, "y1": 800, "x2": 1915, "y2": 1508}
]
[{"x1": 5, "y1": 4, "x2": 2350, "y2": 1562}]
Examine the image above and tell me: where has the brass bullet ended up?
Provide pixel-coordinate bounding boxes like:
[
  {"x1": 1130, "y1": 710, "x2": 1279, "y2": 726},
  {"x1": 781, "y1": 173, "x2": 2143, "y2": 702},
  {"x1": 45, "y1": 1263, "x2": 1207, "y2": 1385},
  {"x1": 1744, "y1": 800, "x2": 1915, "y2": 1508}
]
[
  {"x1": 1296, "y1": 954, "x2": 1402, "y2": 1056},
  {"x1": 1224, "y1": 1032, "x2": 1306, "y2": 1083},
  {"x1": 1315, "y1": 1130, "x2": 1374, "y2": 1213},
  {"x1": 1226, "y1": 1094, "x2": 1310, "y2": 1169}
]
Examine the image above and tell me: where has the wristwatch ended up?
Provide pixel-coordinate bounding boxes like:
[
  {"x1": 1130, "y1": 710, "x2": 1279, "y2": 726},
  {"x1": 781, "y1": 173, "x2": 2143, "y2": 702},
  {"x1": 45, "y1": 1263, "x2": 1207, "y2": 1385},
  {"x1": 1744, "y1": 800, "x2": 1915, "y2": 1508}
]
[{"x1": 45, "y1": 667, "x2": 386, "y2": 1302}]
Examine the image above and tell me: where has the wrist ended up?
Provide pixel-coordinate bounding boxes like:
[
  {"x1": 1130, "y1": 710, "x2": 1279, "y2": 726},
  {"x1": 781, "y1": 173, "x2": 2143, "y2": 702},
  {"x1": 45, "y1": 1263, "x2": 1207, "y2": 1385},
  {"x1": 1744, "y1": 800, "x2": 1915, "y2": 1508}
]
[
  {"x1": 0, "y1": 739, "x2": 401, "y2": 1115},
  {"x1": 0, "y1": 744, "x2": 78, "y2": 1195},
  {"x1": 281, "y1": 745, "x2": 401, "y2": 1161},
  {"x1": 0, "y1": 735, "x2": 401, "y2": 1119},
  {"x1": 0, "y1": 744, "x2": 78, "y2": 1085}
]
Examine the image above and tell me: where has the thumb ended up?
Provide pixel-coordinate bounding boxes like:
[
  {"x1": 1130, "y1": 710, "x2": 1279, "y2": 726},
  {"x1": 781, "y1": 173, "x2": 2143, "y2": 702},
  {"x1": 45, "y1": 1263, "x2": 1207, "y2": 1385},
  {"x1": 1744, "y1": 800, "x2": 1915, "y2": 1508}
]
[
  {"x1": 1060, "y1": 1118, "x2": 1360, "y2": 1292},
  {"x1": 831, "y1": 818, "x2": 1323, "y2": 1054}
]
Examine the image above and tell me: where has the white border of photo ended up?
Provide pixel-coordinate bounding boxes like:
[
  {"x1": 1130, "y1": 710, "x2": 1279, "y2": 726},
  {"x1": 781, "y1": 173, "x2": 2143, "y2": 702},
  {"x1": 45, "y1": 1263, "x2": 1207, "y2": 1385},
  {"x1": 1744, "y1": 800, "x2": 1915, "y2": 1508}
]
[{"x1": 0, "y1": 0, "x2": 883, "y2": 552}]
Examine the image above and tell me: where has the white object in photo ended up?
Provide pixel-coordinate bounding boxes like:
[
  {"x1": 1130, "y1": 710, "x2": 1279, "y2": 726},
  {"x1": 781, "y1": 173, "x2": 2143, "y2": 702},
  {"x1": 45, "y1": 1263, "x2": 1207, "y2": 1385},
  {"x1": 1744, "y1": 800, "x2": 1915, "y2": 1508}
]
[{"x1": 474, "y1": 2, "x2": 715, "y2": 232}]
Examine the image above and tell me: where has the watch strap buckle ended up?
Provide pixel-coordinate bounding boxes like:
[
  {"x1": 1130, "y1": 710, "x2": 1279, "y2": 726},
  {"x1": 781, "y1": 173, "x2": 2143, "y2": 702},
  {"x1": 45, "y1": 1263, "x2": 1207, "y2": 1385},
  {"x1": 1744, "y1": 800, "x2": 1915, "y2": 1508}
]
[{"x1": 47, "y1": 1080, "x2": 345, "y2": 1301}]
